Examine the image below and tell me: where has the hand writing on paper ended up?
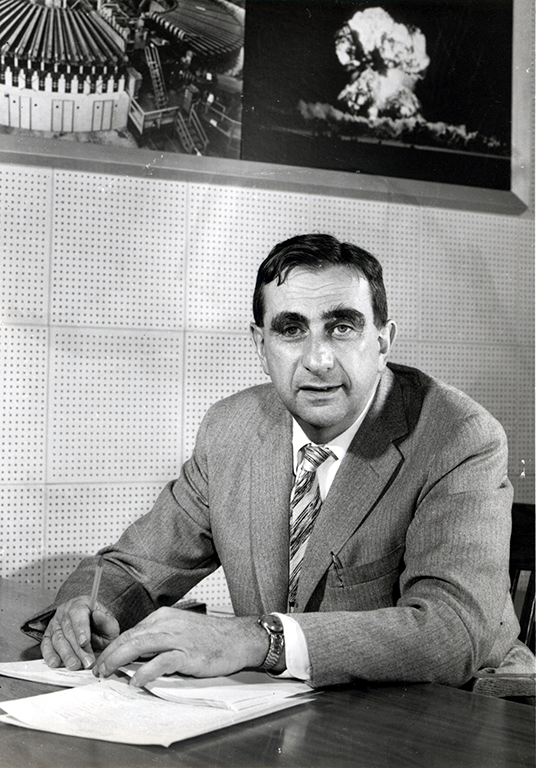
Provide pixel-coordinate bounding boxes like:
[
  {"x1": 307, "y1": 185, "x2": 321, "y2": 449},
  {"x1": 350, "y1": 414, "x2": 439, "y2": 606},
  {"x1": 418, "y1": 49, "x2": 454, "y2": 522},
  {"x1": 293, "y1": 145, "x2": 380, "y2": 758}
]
[
  {"x1": 92, "y1": 608, "x2": 270, "y2": 687},
  {"x1": 42, "y1": 597, "x2": 120, "y2": 671}
]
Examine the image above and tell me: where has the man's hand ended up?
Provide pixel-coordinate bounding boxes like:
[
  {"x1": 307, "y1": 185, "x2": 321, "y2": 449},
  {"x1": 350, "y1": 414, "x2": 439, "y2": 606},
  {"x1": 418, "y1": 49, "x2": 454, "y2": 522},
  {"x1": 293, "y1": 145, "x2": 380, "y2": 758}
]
[
  {"x1": 41, "y1": 596, "x2": 120, "y2": 671},
  {"x1": 92, "y1": 608, "x2": 270, "y2": 687}
]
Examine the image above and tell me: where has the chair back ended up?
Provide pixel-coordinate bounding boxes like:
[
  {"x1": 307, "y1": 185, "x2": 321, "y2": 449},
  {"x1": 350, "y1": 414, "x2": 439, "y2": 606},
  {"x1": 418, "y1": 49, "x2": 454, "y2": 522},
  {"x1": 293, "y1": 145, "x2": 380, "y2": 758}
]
[{"x1": 510, "y1": 503, "x2": 535, "y2": 652}]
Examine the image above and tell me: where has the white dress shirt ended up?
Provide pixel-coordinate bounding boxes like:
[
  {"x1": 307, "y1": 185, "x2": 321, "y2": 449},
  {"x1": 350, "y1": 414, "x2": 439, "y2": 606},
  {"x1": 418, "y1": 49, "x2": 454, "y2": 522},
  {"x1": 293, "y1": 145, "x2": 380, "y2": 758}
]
[{"x1": 274, "y1": 386, "x2": 378, "y2": 680}]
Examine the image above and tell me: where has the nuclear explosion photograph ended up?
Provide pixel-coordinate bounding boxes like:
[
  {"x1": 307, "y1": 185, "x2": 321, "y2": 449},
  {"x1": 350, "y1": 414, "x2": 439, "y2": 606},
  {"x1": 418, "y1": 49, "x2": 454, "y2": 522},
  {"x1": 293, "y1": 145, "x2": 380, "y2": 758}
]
[{"x1": 241, "y1": 0, "x2": 512, "y2": 189}]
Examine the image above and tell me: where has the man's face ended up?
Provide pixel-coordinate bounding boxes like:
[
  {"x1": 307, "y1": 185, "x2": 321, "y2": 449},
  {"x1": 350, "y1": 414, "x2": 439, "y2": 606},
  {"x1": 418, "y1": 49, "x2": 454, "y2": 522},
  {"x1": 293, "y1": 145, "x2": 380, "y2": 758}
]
[{"x1": 251, "y1": 266, "x2": 396, "y2": 443}]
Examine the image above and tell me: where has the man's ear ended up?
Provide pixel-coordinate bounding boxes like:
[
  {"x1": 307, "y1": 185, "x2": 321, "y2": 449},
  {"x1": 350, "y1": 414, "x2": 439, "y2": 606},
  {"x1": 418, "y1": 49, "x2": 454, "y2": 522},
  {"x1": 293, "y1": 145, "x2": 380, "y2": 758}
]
[
  {"x1": 378, "y1": 320, "x2": 397, "y2": 368},
  {"x1": 250, "y1": 323, "x2": 270, "y2": 376}
]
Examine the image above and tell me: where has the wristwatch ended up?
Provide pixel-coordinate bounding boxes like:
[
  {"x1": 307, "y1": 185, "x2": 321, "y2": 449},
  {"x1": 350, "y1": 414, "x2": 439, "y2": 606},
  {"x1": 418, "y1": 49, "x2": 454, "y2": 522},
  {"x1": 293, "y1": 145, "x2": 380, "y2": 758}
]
[{"x1": 258, "y1": 613, "x2": 285, "y2": 671}]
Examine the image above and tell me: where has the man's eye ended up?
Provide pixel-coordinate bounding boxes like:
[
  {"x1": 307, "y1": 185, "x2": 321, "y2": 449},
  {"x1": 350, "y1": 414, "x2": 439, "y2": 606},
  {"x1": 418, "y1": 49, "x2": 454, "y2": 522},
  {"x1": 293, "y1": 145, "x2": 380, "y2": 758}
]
[
  {"x1": 332, "y1": 324, "x2": 354, "y2": 336},
  {"x1": 281, "y1": 326, "x2": 302, "y2": 337}
]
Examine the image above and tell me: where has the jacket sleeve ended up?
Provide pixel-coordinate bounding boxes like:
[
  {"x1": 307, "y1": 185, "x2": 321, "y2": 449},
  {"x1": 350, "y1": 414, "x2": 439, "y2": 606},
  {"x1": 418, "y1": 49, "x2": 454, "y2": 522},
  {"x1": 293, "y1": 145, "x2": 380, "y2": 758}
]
[{"x1": 293, "y1": 411, "x2": 518, "y2": 688}]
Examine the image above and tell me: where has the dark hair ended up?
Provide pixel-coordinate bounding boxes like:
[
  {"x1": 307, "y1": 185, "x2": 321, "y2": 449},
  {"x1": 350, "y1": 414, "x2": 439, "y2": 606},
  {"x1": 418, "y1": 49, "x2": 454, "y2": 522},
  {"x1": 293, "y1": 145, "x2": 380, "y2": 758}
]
[{"x1": 253, "y1": 234, "x2": 388, "y2": 328}]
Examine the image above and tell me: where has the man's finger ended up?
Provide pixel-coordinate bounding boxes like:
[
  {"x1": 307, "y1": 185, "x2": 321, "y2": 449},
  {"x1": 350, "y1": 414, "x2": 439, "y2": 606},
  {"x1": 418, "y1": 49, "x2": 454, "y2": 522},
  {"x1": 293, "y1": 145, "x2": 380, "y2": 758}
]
[
  {"x1": 55, "y1": 612, "x2": 95, "y2": 670},
  {"x1": 41, "y1": 632, "x2": 62, "y2": 668},
  {"x1": 40, "y1": 598, "x2": 99, "y2": 670},
  {"x1": 66, "y1": 601, "x2": 94, "y2": 648},
  {"x1": 130, "y1": 650, "x2": 187, "y2": 687},
  {"x1": 94, "y1": 630, "x2": 170, "y2": 678},
  {"x1": 43, "y1": 623, "x2": 83, "y2": 670}
]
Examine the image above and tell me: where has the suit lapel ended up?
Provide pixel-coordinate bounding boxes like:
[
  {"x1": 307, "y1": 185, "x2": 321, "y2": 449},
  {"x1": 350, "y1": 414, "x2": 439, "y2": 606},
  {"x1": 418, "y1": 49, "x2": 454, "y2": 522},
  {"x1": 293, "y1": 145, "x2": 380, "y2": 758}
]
[
  {"x1": 249, "y1": 400, "x2": 293, "y2": 613},
  {"x1": 295, "y1": 368, "x2": 410, "y2": 611}
]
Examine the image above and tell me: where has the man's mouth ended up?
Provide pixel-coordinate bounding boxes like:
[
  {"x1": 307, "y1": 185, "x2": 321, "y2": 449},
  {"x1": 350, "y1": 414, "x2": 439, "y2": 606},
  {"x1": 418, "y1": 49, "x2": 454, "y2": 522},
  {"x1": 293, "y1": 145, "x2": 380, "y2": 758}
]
[{"x1": 299, "y1": 384, "x2": 342, "y2": 393}]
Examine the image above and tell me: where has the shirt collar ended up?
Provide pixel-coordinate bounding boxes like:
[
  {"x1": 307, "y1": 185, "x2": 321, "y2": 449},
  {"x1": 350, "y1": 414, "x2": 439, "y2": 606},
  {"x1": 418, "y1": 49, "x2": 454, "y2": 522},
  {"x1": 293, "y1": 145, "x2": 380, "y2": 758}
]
[{"x1": 291, "y1": 383, "x2": 378, "y2": 472}]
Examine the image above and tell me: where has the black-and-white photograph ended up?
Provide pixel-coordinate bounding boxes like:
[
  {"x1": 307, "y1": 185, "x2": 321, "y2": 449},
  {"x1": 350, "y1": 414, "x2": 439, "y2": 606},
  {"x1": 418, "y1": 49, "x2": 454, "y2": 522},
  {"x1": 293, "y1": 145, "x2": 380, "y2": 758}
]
[
  {"x1": 0, "y1": 0, "x2": 533, "y2": 764},
  {"x1": 242, "y1": 0, "x2": 512, "y2": 188},
  {"x1": 0, "y1": 0, "x2": 245, "y2": 157}
]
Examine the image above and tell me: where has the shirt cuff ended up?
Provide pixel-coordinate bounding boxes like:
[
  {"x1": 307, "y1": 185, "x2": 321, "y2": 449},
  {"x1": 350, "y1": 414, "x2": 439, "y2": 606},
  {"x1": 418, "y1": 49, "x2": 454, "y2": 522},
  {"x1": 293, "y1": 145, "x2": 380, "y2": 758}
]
[{"x1": 273, "y1": 612, "x2": 312, "y2": 681}]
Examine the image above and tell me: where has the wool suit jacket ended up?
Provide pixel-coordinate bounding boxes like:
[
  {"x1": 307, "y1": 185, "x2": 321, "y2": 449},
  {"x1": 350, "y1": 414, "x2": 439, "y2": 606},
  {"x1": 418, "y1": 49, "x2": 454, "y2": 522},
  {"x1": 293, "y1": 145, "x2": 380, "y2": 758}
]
[{"x1": 37, "y1": 363, "x2": 520, "y2": 689}]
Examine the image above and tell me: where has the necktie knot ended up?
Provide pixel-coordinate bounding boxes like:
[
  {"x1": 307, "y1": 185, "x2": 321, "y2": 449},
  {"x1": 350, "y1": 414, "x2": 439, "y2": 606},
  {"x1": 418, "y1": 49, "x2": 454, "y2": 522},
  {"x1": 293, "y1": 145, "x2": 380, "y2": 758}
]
[{"x1": 301, "y1": 443, "x2": 334, "y2": 472}]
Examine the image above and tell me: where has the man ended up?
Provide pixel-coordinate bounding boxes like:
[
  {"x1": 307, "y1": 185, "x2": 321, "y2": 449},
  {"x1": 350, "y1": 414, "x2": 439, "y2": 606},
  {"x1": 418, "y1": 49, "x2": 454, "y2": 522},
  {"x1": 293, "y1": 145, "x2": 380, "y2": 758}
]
[{"x1": 24, "y1": 233, "x2": 525, "y2": 690}]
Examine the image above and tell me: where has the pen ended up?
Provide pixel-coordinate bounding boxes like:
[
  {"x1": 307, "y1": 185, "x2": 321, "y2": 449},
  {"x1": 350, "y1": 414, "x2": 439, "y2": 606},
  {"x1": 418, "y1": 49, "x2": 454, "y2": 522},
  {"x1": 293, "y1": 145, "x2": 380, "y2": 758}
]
[
  {"x1": 330, "y1": 551, "x2": 344, "y2": 587},
  {"x1": 89, "y1": 555, "x2": 104, "y2": 612}
]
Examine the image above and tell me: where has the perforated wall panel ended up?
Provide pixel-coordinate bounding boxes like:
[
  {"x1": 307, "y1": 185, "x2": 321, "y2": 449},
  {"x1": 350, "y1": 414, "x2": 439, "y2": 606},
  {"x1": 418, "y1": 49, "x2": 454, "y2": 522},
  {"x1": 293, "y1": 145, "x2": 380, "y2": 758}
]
[
  {"x1": 1, "y1": 326, "x2": 48, "y2": 484},
  {"x1": 421, "y1": 211, "x2": 533, "y2": 344},
  {"x1": 0, "y1": 487, "x2": 44, "y2": 583},
  {"x1": 49, "y1": 329, "x2": 184, "y2": 483},
  {"x1": 515, "y1": 219, "x2": 536, "y2": 343},
  {"x1": 52, "y1": 172, "x2": 187, "y2": 329},
  {"x1": 0, "y1": 165, "x2": 51, "y2": 325}
]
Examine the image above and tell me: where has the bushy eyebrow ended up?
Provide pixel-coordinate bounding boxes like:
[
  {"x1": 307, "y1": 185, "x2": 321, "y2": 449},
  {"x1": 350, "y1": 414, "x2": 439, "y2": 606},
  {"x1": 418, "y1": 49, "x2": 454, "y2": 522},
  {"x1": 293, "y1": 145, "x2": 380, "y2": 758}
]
[
  {"x1": 322, "y1": 307, "x2": 366, "y2": 329},
  {"x1": 269, "y1": 307, "x2": 365, "y2": 333},
  {"x1": 270, "y1": 312, "x2": 307, "y2": 333}
]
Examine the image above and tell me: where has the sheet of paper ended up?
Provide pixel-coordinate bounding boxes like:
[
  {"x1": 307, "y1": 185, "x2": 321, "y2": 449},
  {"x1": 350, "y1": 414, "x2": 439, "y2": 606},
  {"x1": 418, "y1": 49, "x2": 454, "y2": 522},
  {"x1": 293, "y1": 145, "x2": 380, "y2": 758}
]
[
  {"x1": 0, "y1": 659, "x2": 97, "y2": 687},
  {"x1": 121, "y1": 665, "x2": 312, "y2": 711},
  {"x1": 0, "y1": 679, "x2": 314, "y2": 747},
  {"x1": 0, "y1": 660, "x2": 312, "y2": 712}
]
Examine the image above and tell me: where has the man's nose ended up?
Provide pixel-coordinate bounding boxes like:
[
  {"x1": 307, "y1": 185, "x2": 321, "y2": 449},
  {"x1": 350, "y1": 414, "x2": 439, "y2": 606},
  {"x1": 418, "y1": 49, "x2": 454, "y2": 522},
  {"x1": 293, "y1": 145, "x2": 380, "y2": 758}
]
[{"x1": 302, "y1": 336, "x2": 335, "y2": 373}]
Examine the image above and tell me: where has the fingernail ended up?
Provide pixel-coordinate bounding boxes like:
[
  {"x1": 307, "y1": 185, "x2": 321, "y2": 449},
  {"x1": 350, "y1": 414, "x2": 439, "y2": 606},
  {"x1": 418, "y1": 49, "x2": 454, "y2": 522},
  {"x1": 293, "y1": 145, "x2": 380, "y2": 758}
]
[{"x1": 82, "y1": 656, "x2": 94, "y2": 669}]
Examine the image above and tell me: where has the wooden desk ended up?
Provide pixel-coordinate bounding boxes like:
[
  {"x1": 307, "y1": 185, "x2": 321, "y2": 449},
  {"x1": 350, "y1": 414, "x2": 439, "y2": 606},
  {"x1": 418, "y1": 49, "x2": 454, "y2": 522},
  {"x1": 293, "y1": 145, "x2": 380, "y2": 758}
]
[{"x1": 1, "y1": 578, "x2": 534, "y2": 768}]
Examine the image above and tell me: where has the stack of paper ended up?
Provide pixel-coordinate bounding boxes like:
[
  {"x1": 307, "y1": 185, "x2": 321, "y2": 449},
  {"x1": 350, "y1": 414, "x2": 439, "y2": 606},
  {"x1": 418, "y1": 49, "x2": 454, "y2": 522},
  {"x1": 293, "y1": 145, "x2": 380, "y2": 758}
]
[
  {"x1": 0, "y1": 660, "x2": 315, "y2": 746},
  {"x1": 0, "y1": 659, "x2": 97, "y2": 687},
  {"x1": 123, "y1": 664, "x2": 312, "y2": 711}
]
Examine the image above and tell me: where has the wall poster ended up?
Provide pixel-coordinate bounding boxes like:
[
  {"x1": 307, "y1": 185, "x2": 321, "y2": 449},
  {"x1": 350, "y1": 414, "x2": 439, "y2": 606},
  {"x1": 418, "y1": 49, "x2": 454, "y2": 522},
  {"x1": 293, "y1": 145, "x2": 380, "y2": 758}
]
[
  {"x1": 242, "y1": 0, "x2": 513, "y2": 190},
  {"x1": 0, "y1": 0, "x2": 514, "y2": 190}
]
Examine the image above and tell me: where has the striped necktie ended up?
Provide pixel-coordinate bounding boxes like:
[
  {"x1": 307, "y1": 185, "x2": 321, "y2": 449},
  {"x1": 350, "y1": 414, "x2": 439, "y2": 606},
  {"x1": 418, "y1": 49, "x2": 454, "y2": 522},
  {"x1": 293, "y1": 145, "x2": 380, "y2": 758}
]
[{"x1": 288, "y1": 443, "x2": 334, "y2": 610}]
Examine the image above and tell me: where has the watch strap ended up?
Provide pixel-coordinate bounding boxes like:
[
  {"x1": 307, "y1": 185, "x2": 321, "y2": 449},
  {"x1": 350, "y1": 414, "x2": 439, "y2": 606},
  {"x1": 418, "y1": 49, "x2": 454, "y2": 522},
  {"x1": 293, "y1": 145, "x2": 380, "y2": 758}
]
[{"x1": 258, "y1": 614, "x2": 285, "y2": 671}]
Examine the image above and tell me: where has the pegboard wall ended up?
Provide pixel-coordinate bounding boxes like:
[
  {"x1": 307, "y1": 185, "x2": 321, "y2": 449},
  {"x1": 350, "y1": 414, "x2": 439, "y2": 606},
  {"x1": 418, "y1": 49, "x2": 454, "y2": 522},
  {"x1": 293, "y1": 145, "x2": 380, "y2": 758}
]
[{"x1": 1, "y1": 162, "x2": 534, "y2": 610}]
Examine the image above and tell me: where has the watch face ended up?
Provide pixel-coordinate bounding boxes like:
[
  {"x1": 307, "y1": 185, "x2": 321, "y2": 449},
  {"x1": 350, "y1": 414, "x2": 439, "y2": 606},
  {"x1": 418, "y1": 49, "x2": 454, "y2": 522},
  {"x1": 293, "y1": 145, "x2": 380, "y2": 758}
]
[{"x1": 263, "y1": 615, "x2": 283, "y2": 634}]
